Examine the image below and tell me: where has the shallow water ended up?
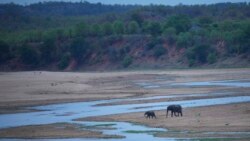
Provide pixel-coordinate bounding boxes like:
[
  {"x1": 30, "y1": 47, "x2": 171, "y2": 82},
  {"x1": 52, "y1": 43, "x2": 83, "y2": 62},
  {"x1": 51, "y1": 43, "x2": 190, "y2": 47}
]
[
  {"x1": 174, "y1": 80, "x2": 250, "y2": 88},
  {"x1": 0, "y1": 96, "x2": 250, "y2": 141},
  {"x1": 136, "y1": 79, "x2": 250, "y2": 89},
  {"x1": 1, "y1": 95, "x2": 250, "y2": 129},
  {"x1": 1, "y1": 79, "x2": 250, "y2": 140}
]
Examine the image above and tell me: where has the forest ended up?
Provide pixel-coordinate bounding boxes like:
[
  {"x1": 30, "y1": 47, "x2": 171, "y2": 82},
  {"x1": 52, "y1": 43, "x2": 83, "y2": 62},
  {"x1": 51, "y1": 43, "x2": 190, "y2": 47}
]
[{"x1": 0, "y1": 2, "x2": 249, "y2": 70}]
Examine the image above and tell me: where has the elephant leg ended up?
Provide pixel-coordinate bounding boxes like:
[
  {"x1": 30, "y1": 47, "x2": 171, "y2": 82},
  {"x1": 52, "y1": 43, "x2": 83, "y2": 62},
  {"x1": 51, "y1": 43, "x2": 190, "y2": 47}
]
[{"x1": 171, "y1": 111, "x2": 173, "y2": 117}]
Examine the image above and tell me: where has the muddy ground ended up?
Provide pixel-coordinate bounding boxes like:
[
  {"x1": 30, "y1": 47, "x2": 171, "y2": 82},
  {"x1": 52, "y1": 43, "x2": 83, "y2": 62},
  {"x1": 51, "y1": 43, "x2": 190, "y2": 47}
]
[{"x1": 0, "y1": 68, "x2": 249, "y2": 139}]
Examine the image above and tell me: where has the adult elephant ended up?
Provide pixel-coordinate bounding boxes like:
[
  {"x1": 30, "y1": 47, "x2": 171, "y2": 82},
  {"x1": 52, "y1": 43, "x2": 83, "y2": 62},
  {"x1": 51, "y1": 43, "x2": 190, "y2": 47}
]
[
  {"x1": 144, "y1": 111, "x2": 156, "y2": 119},
  {"x1": 166, "y1": 105, "x2": 182, "y2": 117}
]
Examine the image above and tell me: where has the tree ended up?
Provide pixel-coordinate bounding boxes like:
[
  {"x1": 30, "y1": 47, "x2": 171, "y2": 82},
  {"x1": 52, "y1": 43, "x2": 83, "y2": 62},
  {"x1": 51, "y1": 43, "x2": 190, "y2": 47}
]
[
  {"x1": 19, "y1": 45, "x2": 39, "y2": 66},
  {"x1": 186, "y1": 44, "x2": 213, "y2": 64},
  {"x1": 165, "y1": 15, "x2": 191, "y2": 34},
  {"x1": 70, "y1": 38, "x2": 90, "y2": 62},
  {"x1": 0, "y1": 40, "x2": 11, "y2": 63},
  {"x1": 113, "y1": 20, "x2": 125, "y2": 35},
  {"x1": 162, "y1": 27, "x2": 177, "y2": 46},
  {"x1": 127, "y1": 21, "x2": 139, "y2": 34},
  {"x1": 198, "y1": 16, "x2": 213, "y2": 27},
  {"x1": 238, "y1": 24, "x2": 250, "y2": 54},
  {"x1": 90, "y1": 24, "x2": 101, "y2": 37},
  {"x1": 40, "y1": 38, "x2": 56, "y2": 64},
  {"x1": 146, "y1": 37, "x2": 163, "y2": 50},
  {"x1": 153, "y1": 45, "x2": 167, "y2": 58},
  {"x1": 144, "y1": 21, "x2": 162, "y2": 36},
  {"x1": 74, "y1": 22, "x2": 89, "y2": 37},
  {"x1": 176, "y1": 32, "x2": 192, "y2": 49},
  {"x1": 58, "y1": 52, "x2": 71, "y2": 70},
  {"x1": 122, "y1": 55, "x2": 133, "y2": 68},
  {"x1": 130, "y1": 11, "x2": 144, "y2": 26},
  {"x1": 207, "y1": 52, "x2": 217, "y2": 64},
  {"x1": 101, "y1": 22, "x2": 113, "y2": 35}
]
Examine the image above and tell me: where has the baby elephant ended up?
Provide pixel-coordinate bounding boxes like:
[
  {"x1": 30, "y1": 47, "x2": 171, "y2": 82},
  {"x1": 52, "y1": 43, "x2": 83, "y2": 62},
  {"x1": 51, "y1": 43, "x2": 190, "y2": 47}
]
[
  {"x1": 144, "y1": 111, "x2": 156, "y2": 119},
  {"x1": 166, "y1": 105, "x2": 183, "y2": 117}
]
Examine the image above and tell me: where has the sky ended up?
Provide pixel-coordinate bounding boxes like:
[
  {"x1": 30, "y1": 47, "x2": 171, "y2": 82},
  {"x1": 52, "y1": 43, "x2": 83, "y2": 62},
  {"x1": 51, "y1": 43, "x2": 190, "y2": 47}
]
[{"x1": 0, "y1": 0, "x2": 249, "y2": 5}]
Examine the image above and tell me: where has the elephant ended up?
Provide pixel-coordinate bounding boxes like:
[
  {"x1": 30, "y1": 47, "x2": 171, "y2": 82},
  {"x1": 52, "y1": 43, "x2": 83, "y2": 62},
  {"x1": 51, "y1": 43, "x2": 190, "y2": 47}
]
[
  {"x1": 144, "y1": 111, "x2": 156, "y2": 119},
  {"x1": 166, "y1": 105, "x2": 182, "y2": 117}
]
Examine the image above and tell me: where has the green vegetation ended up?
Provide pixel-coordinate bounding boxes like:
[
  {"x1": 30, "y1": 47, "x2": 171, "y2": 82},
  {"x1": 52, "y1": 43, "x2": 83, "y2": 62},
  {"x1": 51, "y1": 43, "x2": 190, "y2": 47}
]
[
  {"x1": 0, "y1": 2, "x2": 249, "y2": 70},
  {"x1": 122, "y1": 55, "x2": 133, "y2": 68}
]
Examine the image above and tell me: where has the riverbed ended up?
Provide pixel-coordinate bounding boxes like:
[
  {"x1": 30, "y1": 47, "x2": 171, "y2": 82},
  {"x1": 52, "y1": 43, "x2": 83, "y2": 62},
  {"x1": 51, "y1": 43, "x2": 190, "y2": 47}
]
[{"x1": 0, "y1": 69, "x2": 249, "y2": 140}]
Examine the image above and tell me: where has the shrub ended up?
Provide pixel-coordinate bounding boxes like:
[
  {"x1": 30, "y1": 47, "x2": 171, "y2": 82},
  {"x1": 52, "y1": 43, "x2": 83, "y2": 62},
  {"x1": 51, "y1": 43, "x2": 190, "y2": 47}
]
[
  {"x1": 186, "y1": 44, "x2": 214, "y2": 65},
  {"x1": 19, "y1": 45, "x2": 39, "y2": 66},
  {"x1": 165, "y1": 15, "x2": 191, "y2": 34},
  {"x1": 0, "y1": 40, "x2": 11, "y2": 63},
  {"x1": 176, "y1": 32, "x2": 192, "y2": 49},
  {"x1": 58, "y1": 53, "x2": 71, "y2": 70},
  {"x1": 207, "y1": 53, "x2": 217, "y2": 64},
  {"x1": 163, "y1": 27, "x2": 177, "y2": 46},
  {"x1": 70, "y1": 38, "x2": 90, "y2": 61},
  {"x1": 122, "y1": 55, "x2": 133, "y2": 68},
  {"x1": 153, "y1": 45, "x2": 167, "y2": 58},
  {"x1": 113, "y1": 20, "x2": 125, "y2": 35},
  {"x1": 144, "y1": 21, "x2": 162, "y2": 36},
  {"x1": 146, "y1": 37, "x2": 162, "y2": 50},
  {"x1": 127, "y1": 21, "x2": 140, "y2": 34}
]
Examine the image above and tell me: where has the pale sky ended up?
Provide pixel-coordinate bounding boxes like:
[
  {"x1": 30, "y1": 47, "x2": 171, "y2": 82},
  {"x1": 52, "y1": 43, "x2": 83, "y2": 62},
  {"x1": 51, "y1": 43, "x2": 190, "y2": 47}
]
[{"x1": 0, "y1": 0, "x2": 249, "y2": 5}]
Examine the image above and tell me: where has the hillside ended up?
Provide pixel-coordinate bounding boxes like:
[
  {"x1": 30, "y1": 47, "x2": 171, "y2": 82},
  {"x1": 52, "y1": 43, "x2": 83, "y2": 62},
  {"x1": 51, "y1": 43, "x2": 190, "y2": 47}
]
[{"x1": 0, "y1": 2, "x2": 250, "y2": 71}]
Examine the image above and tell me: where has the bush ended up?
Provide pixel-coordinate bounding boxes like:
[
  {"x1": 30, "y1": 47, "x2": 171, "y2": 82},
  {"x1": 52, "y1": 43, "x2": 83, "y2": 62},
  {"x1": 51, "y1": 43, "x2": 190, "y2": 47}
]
[
  {"x1": 40, "y1": 38, "x2": 56, "y2": 64},
  {"x1": 162, "y1": 27, "x2": 177, "y2": 46},
  {"x1": 70, "y1": 38, "x2": 90, "y2": 61},
  {"x1": 144, "y1": 21, "x2": 162, "y2": 36},
  {"x1": 165, "y1": 15, "x2": 191, "y2": 34},
  {"x1": 186, "y1": 44, "x2": 214, "y2": 65},
  {"x1": 58, "y1": 53, "x2": 71, "y2": 70},
  {"x1": 207, "y1": 53, "x2": 217, "y2": 64},
  {"x1": 108, "y1": 48, "x2": 119, "y2": 61},
  {"x1": 153, "y1": 45, "x2": 167, "y2": 58},
  {"x1": 113, "y1": 20, "x2": 125, "y2": 35},
  {"x1": 127, "y1": 21, "x2": 140, "y2": 34},
  {"x1": 19, "y1": 45, "x2": 39, "y2": 66},
  {"x1": 176, "y1": 32, "x2": 192, "y2": 49},
  {"x1": 0, "y1": 41, "x2": 11, "y2": 63},
  {"x1": 122, "y1": 55, "x2": 133, "y2": 68},
  {"x1": 146, "y1": 37, "x2": 162, "y2": 50}
]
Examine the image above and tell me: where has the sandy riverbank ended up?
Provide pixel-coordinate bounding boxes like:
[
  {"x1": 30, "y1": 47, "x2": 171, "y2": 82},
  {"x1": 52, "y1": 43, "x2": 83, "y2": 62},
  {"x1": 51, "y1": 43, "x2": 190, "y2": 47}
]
[
  {"x1": 80, "y1": 103, "x2": 250, "y2": 133},
  {"x1": 1, "y1": 69, "x2": 249, "y2": 113}
]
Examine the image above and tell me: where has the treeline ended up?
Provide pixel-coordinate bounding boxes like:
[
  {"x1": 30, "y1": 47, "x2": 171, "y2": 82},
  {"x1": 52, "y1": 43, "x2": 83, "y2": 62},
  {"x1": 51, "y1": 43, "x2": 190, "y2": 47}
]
[{"x1": 0, "y1": 2, "x2": 249, "y2": 70}]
